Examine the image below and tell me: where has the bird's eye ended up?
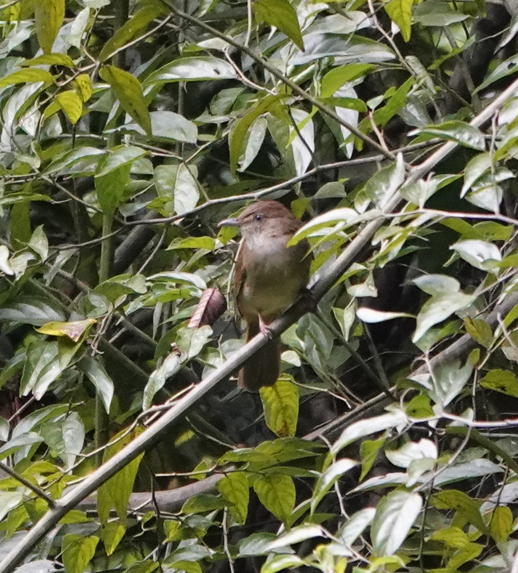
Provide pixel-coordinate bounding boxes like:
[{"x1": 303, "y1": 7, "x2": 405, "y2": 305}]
[{"x1": 255, "y1": 214, "x2": 263, "y2": 221}]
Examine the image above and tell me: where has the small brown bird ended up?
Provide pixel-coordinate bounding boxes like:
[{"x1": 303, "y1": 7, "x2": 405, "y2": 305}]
[{"x1": 219, "y1": 201, "x2": 311, "y2": 391}]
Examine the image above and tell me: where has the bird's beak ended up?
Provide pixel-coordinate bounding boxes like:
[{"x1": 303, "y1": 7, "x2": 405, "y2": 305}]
[{"x1": 218, "y1": 217, "x2": 241, "y2": 228}]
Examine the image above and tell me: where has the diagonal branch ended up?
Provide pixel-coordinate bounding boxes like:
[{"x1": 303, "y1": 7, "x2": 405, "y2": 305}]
[{"x1": 1, "y1": 76, "x2": 518, "y2": 573}]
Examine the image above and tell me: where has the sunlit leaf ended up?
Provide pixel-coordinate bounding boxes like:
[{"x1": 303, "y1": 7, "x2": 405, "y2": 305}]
[
  {"x1": 260, "y1": 379, "x2": 299, "y2": 438},
  {"x1": 371, "y1": 491, "x2": 422, "y2": 556},
  {"x1": 62, "y1": 534, "x2": 99, "y2": 573},
  {"x1": 35, "y1": 0, "x2": 64, "y2": 53}
]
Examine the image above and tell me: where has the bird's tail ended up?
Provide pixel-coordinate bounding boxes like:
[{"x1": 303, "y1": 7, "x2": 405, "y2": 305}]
[{"x1": 238, "y1": 321, "x2": 280, "y2": 391}]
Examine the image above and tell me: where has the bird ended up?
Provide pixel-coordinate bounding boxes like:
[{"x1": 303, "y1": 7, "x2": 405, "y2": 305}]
[{"x1": 219, "y1": 200, "x2": 311, "y2": 391}]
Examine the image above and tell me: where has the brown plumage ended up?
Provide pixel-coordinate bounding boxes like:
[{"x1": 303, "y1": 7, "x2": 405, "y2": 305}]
[{"x1": 219, "y1": 201, "x2": 311, "y2": 391}]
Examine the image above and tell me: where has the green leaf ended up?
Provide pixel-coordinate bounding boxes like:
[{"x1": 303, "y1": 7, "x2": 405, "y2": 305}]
[
  {"x1": 0, "y1": 296, "x2": 65, "y2": 327},
  {"x1": 79, "y1": 357, "x2": 114, "y2": 414},
  {"x1": 371, "y1": 491, "x2": 422, "y2": 556},
  {"x1": 337, "y1": 507, "x2": 376, "y2": 548},
  {"x1": 476, "y1": 54, "x2": 518, "y2": 93},
  {"x1": 146, "y1": 57, "x2": 238, "y2": 83},
  {"x1": 73, "y1": 73, "x2": 93, "y2": 102},
  {"x1": 95, "y1": 162, "x2": 131, "y2": 215},
  {"x1": 360, "y1": 437, "x2": 385, "y2": 480},
  {"x1": 413, "y1": 292, "x2": 475, "y2": 343},
  {"x1": 364, "y1": 153, "x2": 405, "y2": 207},
  {"x1": 266, "y1": 525, "x2": 324, "y2": 550},
  {"x1": 489, "y1": 506, "x2": 513, "y2": 543},
  {"x1": 385, "y1": 438, "x2": 437, "y2": 468},
  {"x1": 0, "y1": 68, "x2": 54, "y2": 90},
  {"x1": 413, "y1": 274, "x2": 460, "y2": 296},
  {"x1": 217, "y1": 472, "x2": 249, "y2": 525},
  {"x1": 480, "y1": 369, "x2": 518, "y2": 398},
  {"x1": 462, "y1": 153, "x2": 492, "y2": 197},
  {"x1": 451, "y1": 239, "x2": 501, "y2": 271},
  {"x1": 143, "y1": 351, "x2": 181, "y2": 410},
  {"x1": 432, "y1": 490, "x2": 487, "y2": 533},
  {"x1": 99, "y1": 0, "x2": 167, "y2": 62},
  {"x1": 60, "y1": 412, "x2": 85, "y2": 468},
  {"x1": 100, "y1": 522, "x2": 126, "y2": 556},
  {"x1": 260, "y1": 379, "x2": 299, "y2": 438},
  {"x1": 230, "y1": 95, "x2": 280, "y2": 174},
  {"x1": 311, "y1": 459, "x2": 357, "y2": 512},
  {"x1": 356, "y1": 308, "x2": 413, "y2": 323},
  {"x1": 447, "y1": 543, "x2": 483, "y2": 570},
  {"x1": 154, "y1": 164, "x2": 199, "y2": 215},
  {"x1": 123, "y1": 111, "x2": 198, "y2": 143},
  {"x1": 56, "y1": 91, "x2": 83, "y2": 124},
  {"x1": 254, "y1": 0, "x2": 304, "y2": 50},
  {"x1": 176, "y1": 325, "x2": 212, "y2": 359},
  {"x1": 181, "y1": 494, "x2": 226, "y2": 514},
  {"x1": 100, "y1": 65, "x2": 151, "y2": 136},
  {"x1": 23, "y1": 53, "x2": 75, "y2": 67},
  {"x1": 331, "y1": 409, "x2": 407, "y2": 456},
  {"x1": 261, "y1": 555, "x2": 305, "y2": 573},
  {"x1": 321, "y1": 64, "x2": 375, "y2": 98},
  {"x1": 431, "y1": 526, "x2": 470, "y2": 549},
  {"x1": 62, "y1": 534, "x2": 99, "y2": 573},
  {"x1": 97, "y1": 429, "x2": 146, "y2": 526},
  {"x1": 290, "y1": 207, "x2": 361, "y2": 244},
  {"x1": 384, "y1": 0, "x2": 414, "y2": 42},
  {"x1": 35, "y1": 0, "x2": 64, "y2": 53},
  {"x1": 254, "y1": 474, "x2": 295, "y2": 525},
  {"x1": 412, "y1": 121, "x2": 486, "y2": 151},
  {"x1": 45, "y1": 146, "x2": 105, "y2": 174}
]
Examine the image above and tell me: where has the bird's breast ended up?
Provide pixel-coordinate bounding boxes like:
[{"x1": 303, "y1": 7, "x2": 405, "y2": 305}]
[{"x1": 238, "y1": 234, "x2": 309, "y2": 323}]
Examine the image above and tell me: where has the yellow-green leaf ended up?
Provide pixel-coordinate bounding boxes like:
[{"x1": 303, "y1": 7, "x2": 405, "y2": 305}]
[
  {"x1": 0, "y1": 68, "x2": 54, "y2": 90},
  {"x1": 62, "y1": 534, "x2": 99, "y2": 573},
  {"x1": 217, "y1": 472, "x2": 249, "y2": 525},
  {"x1": 489, "y1": 505, "x2": 513, "y2": 542},
  {"x1": 464, "y1": 316, "x2": 493, "y2": 348},
  {"x1": 260, "y1": 378, "x2": 299, "y2": 438},
  {"x1": 56, "y1": 91, "x2": 83, "y2": 124},
  {"x1": 36, "y1": 319, "x2": 96, "y2": 342},
  {"x1": 384, "y1": 0, "x2": 414, "y2": 42},
  {"x1": 431, "y1": 490, "x2": 487, "y2": 534},
  {"x1": 73, "y1": 74, "x2": 93, "y2": 102},
  {"x1": 97, "y1": 427, "x2": 145, "y2": 526},
  {"x1": 431, "y1": 526, "x2": 470, "y2": 549},
  {"x1": 23, "y1": 53, "x2": 75, "y2": 67},
  {"x1": 480, "y1": 369, "x2": 518, "y2": 398},
  {"x1": 100, "y1": 522, "x2": 126, "y2": 556},
  {"x1": 254, "y1": 474, "x2": 295, "y2": 525},
  {"x1": 99, "y1": 65, "x2": 152, "y2": 136},
  {"x1": 35, "y1": 0, "x2": 65, "y2": 53}
]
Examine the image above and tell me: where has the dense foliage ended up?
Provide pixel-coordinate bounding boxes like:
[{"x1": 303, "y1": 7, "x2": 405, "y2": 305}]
[{"x1": 2, "y1": 0, "x2": 518, "y2": 572}]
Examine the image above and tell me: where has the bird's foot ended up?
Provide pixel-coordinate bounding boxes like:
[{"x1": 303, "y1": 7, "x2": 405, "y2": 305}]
[{"x1": 258, "y1": 316, "x2": 274, "y2": 339}]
